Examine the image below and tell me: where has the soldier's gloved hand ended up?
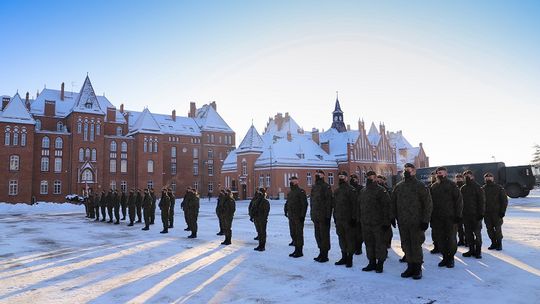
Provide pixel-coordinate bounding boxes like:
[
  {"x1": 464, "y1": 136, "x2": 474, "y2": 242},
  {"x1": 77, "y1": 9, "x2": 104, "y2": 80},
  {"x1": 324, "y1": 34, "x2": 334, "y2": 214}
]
[
  {"x1": 499, "y1": 213, "x2": 505, "y2": 218},
  {"x1": 453, "y1": 216, "x2": 462, "y2": 223},
  {"x1": 476, "y1": 215, "x2": 483, "y2": 221},
  {"x1": 391, "y1": 218, "x2": 397, "y2": 228},
  {"x1": 381, "y1": 225, "x2": 390, "y2": 232},
  {"x1": 349, "y1": 219, "x2": 356, "y2": 227},
  {"x1": 420, "y1": 222, "x2": 429, "y2": 231}
]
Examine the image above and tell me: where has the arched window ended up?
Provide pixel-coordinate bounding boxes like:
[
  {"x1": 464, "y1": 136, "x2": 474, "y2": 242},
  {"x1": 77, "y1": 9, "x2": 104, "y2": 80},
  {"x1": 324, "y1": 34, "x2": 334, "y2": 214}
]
[
  {"x1": 55, "y1": 137, "x2": 63, "y2": 149},
  {"x1": 85, "y1": 148, "x2": 90, "y2": 160},
  {"x1": 121, "y1": 141, "x2": 127, "y2": 152},
  {"x1": 81, "y1": 169, "x2": 94, "y2": 182},
  {"x1": 116, "y1": 126, "x2": 122, "y2": 136},
  {"x1": 9, "y1": 155, "x2": 19, "y2": 171},
  {"x1": 42, "y1": 136, "x2": 50, "y2": 148},
  {"x1": 90, "y1": 123, "x2": 95, "y2": 141},
  {"x1": 57, "y1": 121, "x2": 63, "y2": 132},
  {"x1": 35, "y1": 119, "x2": 41, "y2": 130},
  {"x1": 148, "y1": 139, "x2": 153, "y2": 153},
  {"x1": 79, "y1": 148, "x2": 84, "y2": 161},
  {"x1": 13, "y1": 128, "x2": 19, "y2": 145},
  {"x1": 154, "y1": 140, "x2": 158, "y2": 152},
  {"x1": 91, "y1": 149, "x2": 97, "y2": 161},
  {"x1": 242, "y1": 159, "x2": 247, "y2": 176},
  {"x1": 144, "y1": 138, "x2": 148, "y2": 152},
  {"x1": 83, "y1": 123, "x2": 88, "y2": 141},
  {"x1": 147, "y1": 160, "x2": 154, "y2": 173},
  {"x1": 77, "y1": 121, "x2": 82, "y2": 133},
  {"x1": 110, "y1": 141, "x2": 117, "y2": 151},
  {"x1": 96, "y1": 123, "x2": 101, "y2": 135},
  {"x1": 21, "y1": 128, "x2": 27, "y2": 146},
  {"x1": 4, "y1": 127, "x2": 11, "y2": 146}
]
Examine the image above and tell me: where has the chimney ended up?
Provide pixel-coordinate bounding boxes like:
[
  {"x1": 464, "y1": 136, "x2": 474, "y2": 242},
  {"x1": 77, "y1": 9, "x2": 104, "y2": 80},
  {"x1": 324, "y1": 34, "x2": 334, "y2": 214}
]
[
  {"x1": 380, "y1": 122, "x2": 385, "y2": 134},
  {"x1": 107, "y1": 107, "x2": 116, "y2": 122},
  {"x1": 347, "y1": 124, "x2": 350, "y2": 131},
  {"x1": 2, "y1": 96, "x2": 10, "y2": 111},
  {"x1": 210, "y1": 101, "x2": 217, "y2": 111},
  {"x1": 120, "y1": 103, "x2": 124, "y2": 113},
  {"x1": 60, "y1": 82, "x2": 65, "y2": 101},
  {"x1": 358, "y1": 119, "x2": 364, "y2": 131},
  {"x1": 321, "y1": 141, "x2": 330, "y2": 154},
  {"x1": 189, "y1": 102, "x2": 196, "y2": 118},
  {"x1": 172, "y1": 109, "x2": 176, "y2": 121},
  {"x1": 311, "y1": 128, "x2": 320, "y2": 145},
  {"x1": 44, "y1": 100, "x2": 56, "y2": 116},
  {"x1": 287, "y1": 131, "x2": 292, "y2": 142},
  {"x1": 275, "y1": 113, "x2": 284, "y2": 131}
]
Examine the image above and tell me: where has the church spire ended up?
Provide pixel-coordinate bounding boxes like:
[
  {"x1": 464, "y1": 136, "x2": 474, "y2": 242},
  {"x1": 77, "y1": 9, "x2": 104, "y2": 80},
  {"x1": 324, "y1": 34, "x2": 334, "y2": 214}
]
[{"x1": 331, "y1": 91, "x2": 346, "y2": 132}]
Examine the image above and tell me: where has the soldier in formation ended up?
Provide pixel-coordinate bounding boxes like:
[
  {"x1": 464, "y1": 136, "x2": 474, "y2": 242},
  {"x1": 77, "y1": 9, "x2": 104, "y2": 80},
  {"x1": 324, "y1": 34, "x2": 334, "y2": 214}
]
[
  {"x1": 216, "y1": 190, "x2": 226, "y2": 235},
  {"x1": 120, "y1": 189, "x2": 127, "y2": 221},
  {"x1": 136, "y1": 189, "x2": 143, "y2": 223},
  {"x1": 183, "y1": 187, "x2": 200, "y2": 238},
  {"x1": 285, "y1": 176, "x2": 308, "y2": 258},
  {"x1": 349, "y1": 174, "x2": 364, "y2": 255},
  {"x1": 250, "y1": 188, "x2": 270, "y2": 251},
  {"x1": 168, "y1": 188, "x2": 176, "y2": 228},
  {"x1": 220, "y1": 189, "x2": 236, "y2": 245},
  {"x1": 461, "y1": 170, "x2": 485, "y2": 259},
  {"x1": 454, "y1": 174, "x2": 467, "y2": 246},
  {"x1": 333, "y1": 171, "x2": 357, "y2": 268},
  {"x1": 482, "y1": 172, "x2": 508, "y2": 251},
  {"x1": 310, "y1": 170, "x2": 333, "y2": 263}
]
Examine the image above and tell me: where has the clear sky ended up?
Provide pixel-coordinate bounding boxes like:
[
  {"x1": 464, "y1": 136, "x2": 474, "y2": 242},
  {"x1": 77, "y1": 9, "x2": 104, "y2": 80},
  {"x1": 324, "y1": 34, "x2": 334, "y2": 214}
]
[{"x1": 1, "y1": 0, "x2": 539, "y2": 166}]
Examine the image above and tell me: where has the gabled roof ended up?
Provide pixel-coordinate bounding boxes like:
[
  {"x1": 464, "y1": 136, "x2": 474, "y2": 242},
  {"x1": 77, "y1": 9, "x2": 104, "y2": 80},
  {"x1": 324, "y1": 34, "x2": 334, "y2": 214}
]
[
  {"x1": 262, "y1": 114, "x2": 302, "y2": 143},
  {"x1": 195, "y1": 104, "x2": 234, "y2": 133},
  {"x1": 0, "y1": 93, "x2": 35, "y2": 125},
  {"x1": 387, "y1": 131, "x2": 413, "y2": 150},
  {"x1": 128, "y1": 108, "x2": 162, "y2": 134},
  {"x1": 238, "y1": 125, "x2": 264, "y2": 153},
  {"x1": 72, "y1": 76, "x2": 105, "y2": 115},
  {"x1": 367, "y1": 122, "x2": 380, "y2": 145},
  {"x1": 126, "y1": 110, "x2": 201, "y2": 136},
  {"x1": 320, "y1": 128, "x2": 359, "y2": 161}
]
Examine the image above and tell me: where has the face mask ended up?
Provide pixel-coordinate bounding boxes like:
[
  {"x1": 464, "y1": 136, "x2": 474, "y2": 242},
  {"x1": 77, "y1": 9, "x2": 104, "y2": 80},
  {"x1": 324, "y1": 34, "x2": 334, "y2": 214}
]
[
  {"x1": 366, "y1": 178, "x2": 374, "y2": 185},
  {"x1": 315, "y1": 175, "x2": 322, "y2": 182},
  {"x1": 436, "y1": 175, "x2": 444, "y2": 181},
  {"x1": 289, "y1": 182, "x2": 295, "y2": 188},
  {"x1": 404, "y1": 171, "x2": 411, "y2": 178},
  {"x1": 465, "y1": 176, "x2": 472, "y2": 183},
  {"x1": 456, "y1": 181, "x2": 464, "y2": 187},
  {"x1": 486, "y1": 180, "x2": 494, "y2": 184}
]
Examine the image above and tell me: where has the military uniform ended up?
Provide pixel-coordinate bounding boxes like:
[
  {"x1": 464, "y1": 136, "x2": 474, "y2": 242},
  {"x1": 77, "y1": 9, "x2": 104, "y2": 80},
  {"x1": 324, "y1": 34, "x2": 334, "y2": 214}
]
[
  {"x1": 113, "y1": 190, "x2": 120, "y2": 224},
  {"x1": 127, "y1": 190, "x2": 136, "y2": 226},
  {"x1": 482, "y1": 181, "x2": 508, "y2": 250},
  {"x1": 456, "y1": 181, "x2": 466, "y2": 246},
  {"x1": 159, "y1": 190, "x2": 170, "y2": 233},
  {"x1": 461, "y1": 179, "x2": 485, "y2": 258},
  {"x1": 135, "y1": 190, "x2": 143, "y2": 223},
  {"x1": 216, "y1": 191, "x2": 225, "y2": 235},
  {"x1": 168, "y1": 190, "x2": 176, "y2": 228},
  {"x1": 181, "y1": 190, "x2": 191, "y2": 231},
  {"x1": 285, "y1": 183, "x2": 308, "y2": 257},
  {"x1": 142, "y1": 190, "x2": 152, "y2": 230},
  {"x1": 221, "y1": 192, "x2": 236, "y2": 245},
  {"x1": 106, "y1": 190, "x2": 114, "y2": 223},
  {"x1": 186, "y1": 190, "x2": 200, "y2": 238},
  {"x1": 310, "y1": 176, "x2": 333, "y2": 262},
  {"x1": 359, "y1": 179, "x2": 392, "y2": 273},
  {"x1": 100, "y1": 191, "x2": 107, "y2": 221},
  {"x1": 248, "y1": 193, "x2": 260, "y2": 239},
  {"x1": 392, "y1": 172, "x2": 432, "y2": 279},
  {"x1": 333, "y1": 180, "x2": 357, "y2": 267},
  {"x1": 88, "y1": 192, "x2": 96, "y2": 219},
  {"x1": 252, "y1": 191, "x2": 270, "y2": 251},
  {"x1": 150, "y1": 189, "x2": 156, "y2": 225},
  {"x1": 430, "y1": 177, "x2": 463, "y2": 267},
  {"x1": 94, "y1": 192, "x2": 101, "y2": 221},
  {"x1": 120, "y1": 190, "x2": 127, "y2": 220}
]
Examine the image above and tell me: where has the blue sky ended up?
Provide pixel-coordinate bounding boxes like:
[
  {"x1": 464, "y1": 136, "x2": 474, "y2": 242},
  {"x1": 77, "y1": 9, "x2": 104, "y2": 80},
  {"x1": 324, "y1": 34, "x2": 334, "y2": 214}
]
[{"x1": 1, "y1": 0, "x2": 539, "y2": 166}]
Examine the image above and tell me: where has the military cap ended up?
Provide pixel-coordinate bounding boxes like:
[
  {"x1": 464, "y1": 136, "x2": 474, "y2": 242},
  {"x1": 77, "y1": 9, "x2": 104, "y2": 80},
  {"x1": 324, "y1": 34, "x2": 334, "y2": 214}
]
[
  {"x1": 484, "y1": 172, "x2": 494, "y2": 177},
  {"x1": 366, "y1": 171, "x2": 377, "y2": 177},
  {"x1": 463, "y1": 170, "x2": 473, "y2": 175},
  {"x1": 436, "y1": 166, "x2": 447, "y2": 172},
  {"x1": 289, "y1": 176, "x2": 298, "y2": 181},
  {"x1": 404, "y1": 163, "x2": 415, "y2": 169},
  {"x1": 315, "y1": 169, "x2": 326, "y2": 175},
  {"x1": 338, "y1": 171, "x2": 348, "y2": 177}
]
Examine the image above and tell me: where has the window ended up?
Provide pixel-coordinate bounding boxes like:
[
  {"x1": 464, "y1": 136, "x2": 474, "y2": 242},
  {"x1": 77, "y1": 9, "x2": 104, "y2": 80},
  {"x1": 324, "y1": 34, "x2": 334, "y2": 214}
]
[
  {"x1": 193, "y1": 148, "x2": 198, "y2": 159},
  {"x1": 55, "y1": 137, "x2": 63, "y2": 149},
  {"x1": 120, "y1": 181, "x2": 127, "y2": 192},
  {"x1": 171, "y1": 163, "x2": 177, "y2": 175},
  {"x1": 77, "y1": 121, "x2": 82, "y2": 133},
  {"x1": 9, "y1": 180, "x2": 18, "y2": 196},
  {"x1": 54, "y1": 158, "x2": 62, "y2": 172},
  {"x1": 210, "y1": 134, "x2": 214, "y2": 143},
  {"x1": 41, "y1": 157, "x2": 49, "y2": 171},
  {"x1": 193, "y1": 181, "x2": 199, "y2": 192},
  {"x1": 40, "y1": 180, "x2": 48, "y2": 194},
  {"x1": 9, "y1": 155, "x2": 19, "y2": 171},
  {"x1": 83, "y1": 123, "x2": 88, "y2": 141},
  {"x1": 21, "y1": 132, "x2": 26, "y2": 146},
  {"x1": 35, "y1": 119, "x2": 41, "y2": 130},
  {"x1": 225, "y1": 176, "x2": 231, "y2": 188},
  {"x1": 53, "y1": 180, "x2": 61, "y2": 194},
  {"x1": 266, "y1": 174, "x2": 271, "y2": 187},
  {"x1": 171, "y1": 146, "x2": 177, "y2": 158},
  {"x1": 90, "y1": 123, "x2": 94, "y2": 141},
  {"x1": 259, "y1": 174, "x2": 264, "y2": 187},
  {"x1": 57, "y1": 122, "x2": 63, "y2": 132},
  {"x1": 144, "y1": 138, "x2": 148, "y2": 152},
  {"x1": 208, "y1": 163, "x2": 214, "y2": 176},
  {"x1": 96, "y1": 123, "x2": 101, "y2": 135},
  {"x1": 4, "y1": 128, "x2": 10, "y2": 146},
  {"x1": 154, "y1": 141, "x2": 158, "y2": 152},
  {"x1": 116, "y1": 126, "x2": 122, "y2": 136},
  {"x1": 121, "y1": 141, "x2": 127, "y2": 152},
  {"x1": 147, "y1": 160, "x2": 154, "y2": 173},
  {"x1": 108, "y1": 180, "x2": 116, "y2": 190},
  {"x1": 13, "y1": 131, "x2": 18, "y2": 146},
  {"x1": 42, "y1": 136, "x2": 50, "y2": 148},
  {"x1": 91, "y1": 149, "x2": 97, "y2": 161},
  {"x1": 110, "y1": 159, "x2": 117, "y2": 173},
  {"x1": 110, "y1": 141, "x2": 117, "y2": 151},
  {"x1": 121, "y1": 160, "x2": 127, "y2": 173},
  {"x1": 241, "y1": 160, "x2": 247, "y2": 175},
  {"x1": 81, "y1": 169, "x2": 93, "y2": 182},
  {"x1": 147, "y1": 180, "x2": 154, "y2": 189},
  {"x1": 148, "y1": 139, "x2": 153, "y2": 152},
  {"x1": 307, "y1": 172, "x2": 312, "y2": 186},
  {"x1": 328, "y1": 173, "x2": 334, "y2": 185},
  {"x1": 85, "y1": 148, "x2": 90, "y2": 160},
  {"x1": 193, "y1": 159, "x2": 199, "y2": 176},
  {"x1": 208, "y1": 149, "x2": 213, "y2": 159},
  {"x1": 79, "y1": 148, "x2": 84, "y2": 161},
  {"x1": 208, "y1": 182, "x2": 214, "y2": 194}
]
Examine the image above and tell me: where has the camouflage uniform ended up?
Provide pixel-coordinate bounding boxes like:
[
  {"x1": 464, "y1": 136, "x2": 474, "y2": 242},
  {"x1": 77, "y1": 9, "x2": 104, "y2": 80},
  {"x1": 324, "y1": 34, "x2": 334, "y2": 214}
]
[
  {"x1": 135, "y1": 190, "x2": 143, "y2": 223},
  {"x1": 113, "y1": 190, "x2": 120, "y2": 224},
  {"x1": 120, "y1": 191, "x2": 127, "y2": 220},
  {"x1": 150, "y1": 190, "x2": 157, "y2": 224},
  {"x1": 142, "y1": 191, "x2": 152, "y2": 230},
  {"x1": 461, "y1": 180, "x2": 485, "y2": 258},
  {"x1": 186, "y1": 191, "x2": 200, "y2": 237},
  {"x1": 310, "y1": 177, "x2": 333, "y2": 261},
  {"x1": 216, "y1": 191, "x2": 225, "y2": 235},
  {"x1": 333, "y1": 181, "x2": 357, "y2": 266},
  {"x1": 106, "y1": 190, "x2": 114, "y2": 223},
  {"x1": 252, "y1": 193, "x2": 270, "y2": 251},
  {"x1": 482, "y1": 182, "x2": 508, "y2": 250},
  {"x1": 99, "y1": 191, "x2": 107, "y2": 221},
  {"x1": 159, "y1": 191, "x2": 170, "y2": 233},
  {"x1": 221, "y1": 193, "x2": 236, "y2": 245},
  {"x1": 350, "y1": 180, "x2": 364, "y2": 255},
  {"x1": 285, "y1": 184, "x2": 308, "y2": 256},
  {"x1": 127, "y1": 190, "x2": 136, "y2": 226},
  {"x1": 168, "y1": 190, "x2": 176, "y2": 228}
]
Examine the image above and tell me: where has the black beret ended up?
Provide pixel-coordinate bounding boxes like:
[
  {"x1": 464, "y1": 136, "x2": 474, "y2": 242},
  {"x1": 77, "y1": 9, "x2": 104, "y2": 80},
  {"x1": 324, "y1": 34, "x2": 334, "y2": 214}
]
[
  {"x1": 404, "y1": 163, "x2": 415, "y2": 169},
  {"x1": 289, "y1": 176, "x2": 298, "y2": 181}
]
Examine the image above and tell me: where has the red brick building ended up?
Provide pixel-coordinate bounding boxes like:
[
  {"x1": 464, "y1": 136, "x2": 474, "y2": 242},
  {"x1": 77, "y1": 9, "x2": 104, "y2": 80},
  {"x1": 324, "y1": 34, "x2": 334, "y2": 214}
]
[{"x1": 0, "y1": 76, "x2": 235, "y2": 203}]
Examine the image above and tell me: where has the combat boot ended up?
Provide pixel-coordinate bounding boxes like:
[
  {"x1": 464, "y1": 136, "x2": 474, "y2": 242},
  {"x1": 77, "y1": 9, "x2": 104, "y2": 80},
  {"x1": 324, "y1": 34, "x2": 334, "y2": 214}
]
[
  {"x1": 438, "y1": 256, "x2": 448, "y2": 267},
  {"x1": 488, "y1": 242, "x2": 497, "y2": 250},
  {"x1": 345, "y1": 254, "x2": 353, "y2": 268},
  {"x1": 188, "y1": 233, "x2": 197, "y2": 238},
  {"x1": 114, "y1": 220, "x2": 120, "y2": 225},
  {"x1": 317, "y1": 251, "x2": 329, "y2": 263},
  {"x1": 128, "y1": 222, "x2": 134, "y2": 227},
  {"x1": 362, "y1": 259, "x2": 377, "y2": 272},
  {"x1": 399, "y1": 255, "x2": 406, "y2": 263},
  {"x1": 375, "y1": 259, "x2": 384, "y2": 273},
  {"x1": 292, "y1": 246, "x2": 303, "y2": 258},
  {"x1": 474, "y1": 247, "x2": 482, "y2": 259},
  {"x1": 462, "y1": 245, "x2": 475, "y2": 257},
  {"x1": 446, "y1": 255, "x2": 455, "y2": 268},
  {"x1": 412, "y1": 263, "x2": 423, "y2": 280},
  {"x1": 142, "y1": 226, "x2": 149, "y2": 231},
  {"x1": 496, "y1": 240, "x2": 502, "y2": 251},
  {"x1": 314, "y1": 250, "x2": 322, "y2": 262},
  {"x1": 335, "y1": 251, "x2": 347, "y2": 266},
  {"x1": 221, "y1": 235, "x2": 231, "y2": 245},
  {"x1": 430, "y1": 246, "x2": 440, "y2": 254},
  {"x1": 160, "y1": 229, "x2": 168, "y2": 234},
  {"x1": 401, "y1": 263, "x2": 414, "y2": 278}
]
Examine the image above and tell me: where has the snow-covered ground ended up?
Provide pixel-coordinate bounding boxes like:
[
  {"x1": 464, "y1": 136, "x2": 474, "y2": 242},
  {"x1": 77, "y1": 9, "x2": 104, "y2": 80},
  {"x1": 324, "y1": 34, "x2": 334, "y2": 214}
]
[{"x1": 1, "y1": 190, "x2": 539, "y2": 304}]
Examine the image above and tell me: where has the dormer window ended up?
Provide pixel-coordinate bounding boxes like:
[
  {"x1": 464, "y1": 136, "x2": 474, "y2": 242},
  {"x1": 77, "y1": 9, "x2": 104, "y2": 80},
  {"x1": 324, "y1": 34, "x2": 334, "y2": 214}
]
[
  {"x1": 85, "y1": 99, "x2": 92, "y2": 109},
  {"x1": 296, "y1": 153, "x2": 305, "y2": 159}
]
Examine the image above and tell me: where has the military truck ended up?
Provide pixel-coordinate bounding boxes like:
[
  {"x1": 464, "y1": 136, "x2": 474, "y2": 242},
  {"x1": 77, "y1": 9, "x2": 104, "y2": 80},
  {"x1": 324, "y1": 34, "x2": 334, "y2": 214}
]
[{"x1": 415, "y1": 162, "x2": 535, "y2": 198}]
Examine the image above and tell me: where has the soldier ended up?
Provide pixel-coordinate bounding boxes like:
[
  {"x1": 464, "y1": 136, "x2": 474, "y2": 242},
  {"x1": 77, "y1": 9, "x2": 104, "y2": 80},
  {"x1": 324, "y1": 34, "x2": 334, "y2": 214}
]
[
  {"x1": 186, "y1": 188, "x2": 200, "y2": 238},
  {"x1": 430, "y1": 167, "x2": 463, "y2": 268},
  {"x1": 252, "y1": 188, "x2": 270, "y2": 251},
  {"x1": 310, "y1": 170, "x2": 333, "y2": 263},
  {"x1": 333, "y1": 171, "x2": 357, "y2": 267},
  {"x1": 88, "y1": 189, "x2": 96, "y2": 219},
  {"x1": 113, "y1": 189, "x2": 120, "y2": 225},
  {"x1": 350, "y1": 174, "x2": 364, "y2": 255},
  {"x1": 392, "y1": 163, "x2": 433, "y2": 280},
  {"x1": 221, "y1": 189, "x2": 236, "y2": 245},
  {"x1": 461, "y1": 170, "x2": 485, "y2": 259},
  {"x1": 100, "y1": 190, "x2": 107, "y2": 222},
  {"x1": 150, "y1": 188, "x2": 157, "y2": 225},
  {"x1": 168, "y1": 188, "x2": 176, "y2": 228},
  {"x1": 120, "y1": 189, "x2": 127, "y2": 221},
  {"x1": 284, "y1": 176, "x2": 308, "y2": 258},
  {"x1": 248, "y1": 191, "x2": 261, "y2": 240},
  {"x1": 106, "y1": 189, "x2": 114, "y2": 223},
  {"x1": 428, "y1": 171, "x2": 440, "y2": 255},
  {"x1": 359, "y1": 171, "x2": 392, "y2": 273},
  {"x1": 135, "y1": 189, "x2": 143, "y2": 223},
  {"x1": 83, "y1": 190, "x2": 90, "y2": 218},
  {"x1": 159, "y1": 188, "x2": 170, "y2": 233},
  {"x1": 454, "y1": 174, "x2": 467, "y2": 246},
  {"x1": 376, "y1": 175, "x2": 393, "y2": 250},
  {"x1": 142, "y1": 188, "x2": 152, "y2": 231},
  {"x1": 216, "y1": 190, "x2": 226, "y2": 235},
  {"x1": 482, "y1": 172, "x2": 508, "y2": 251},
  {"x1": 181, "y1": 188, "x2": 191, "y2": 231},
  {"x1": 94, "y1": 190, "x2": 101, "y2": 221},
  {"x1": 127, "y1": 189, "x2": 136, "y2": 226}
]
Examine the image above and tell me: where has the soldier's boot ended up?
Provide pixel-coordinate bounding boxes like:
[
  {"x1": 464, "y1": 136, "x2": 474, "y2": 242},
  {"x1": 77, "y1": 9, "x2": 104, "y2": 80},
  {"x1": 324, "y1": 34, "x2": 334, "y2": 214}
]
[
  {"x1": 496, "y1": 239, "x2": 502, "y2": 251},
  {"x1": 362, "y1": 259, "x2": 377, "y2": 272},
  {"x1": 438, "y1": 256, "x2": 448, "y2": 267},
  {"x1": 142, "y1": 225, "x2": 149, "y2": 231},
  {"x1": 334, "y1": 251, "x2": 347, "y2": 266},
  {"x1": 160, "y1": 229, "x2": 168, "y2": 234},
  {"x1": 94, "y1": 217, "x2": 100, "y2": 222},
  {"x1": 401, "y1": 263, "x2": 414, "y2": 278},
  {"x1": 462, "y1": 244, "x2": 475, "y2": 257},
  {"x1": 188, "y1": 232, "x2": 197, "y2": 238},
  {"x1": 446, "y1": 255, "x2": 455, "y2": 268},
  {"x1": 314, "y1": 250, "x2": 322, "y2": 262},
  {"x1": 457, "y1": 239, "x2": 466, "y2": 246},
  {"x1": 128, "y1": 221, "x2": 134, "y2": 226},
  {"x1": 221, "y1": 235, "x2": 231, "y2": 245},
  {"x1": 399, "y1": 255, "x2": 407, "y2": 263},
  {"x1": 292, "y1": 246, "x2": 303, "y2": 258},
  {"x1": 488, "y1": 240, "x2": 497, "y2": 250},
  {"x1": 412, "y1": 263, "x2": 423, "y2": 280},
  {"x1": 318, "y1": 251, "x2": 329, "y2": 263},
  {"x1": 375, "y1": 259, "x2": 385, "y2": 273},
  {"x1": 474, "y1": 246, "x2": 482, "y2": 259},
  {"x1": 430, "y1": 245, "x2": 440, "y2": 254},
  {"x1": 345, "y1": 254, "x2": 353, "y2": 268}
]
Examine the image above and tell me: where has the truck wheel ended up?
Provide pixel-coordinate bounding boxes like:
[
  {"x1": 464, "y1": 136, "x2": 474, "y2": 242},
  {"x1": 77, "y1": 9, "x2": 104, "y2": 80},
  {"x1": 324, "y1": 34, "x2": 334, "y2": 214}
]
[
  {"x1": 505, "y1": 184, "x2": 521, "y2": 199},
  {"x1": 520, "y1": 189, "x2": 530, "y2": 198}
]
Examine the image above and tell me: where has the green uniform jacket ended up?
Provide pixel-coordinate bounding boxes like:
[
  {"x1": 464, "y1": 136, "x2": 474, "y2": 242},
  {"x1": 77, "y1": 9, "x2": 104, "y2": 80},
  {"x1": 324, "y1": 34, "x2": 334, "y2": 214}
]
[
  {"x1": 222, "y1": 196, "x2": 236, "y2": 222},
  {"x1": 142, "y1": 193, "x2": 152, "y2": 209},
  {"x1": 359, "y1": 182, "x2": 391, "y2": 226},
  {"x1": 430, "y1": 178, "x2": 463, "y2": 218},
  {"x1": 187, "y1": 194, "x2": 200, "y2": 215},
  {"x1": 391, "y1": 176, "x2": 433, "y2": 226},
  {"x1": 285, "y1": 186, "x2": 308, "y2": 219},
  {"x1": 251, "y1": 196, "x2": 270, "y2": 221},
  {"x1": 128, "y1": 192, "x2": 135, "y2": 207},
  {"x1": 461, "y1": 180, "x2": 485, "y2": 218},
  {"x1": 310, "y1": 179, "x2": 333, "y2": 222},
  {"x1": 332, "y1": 182, "x2": 356, "y2": 223},
  {"x1": 159, "y1": 193, "x2": 170, "y2": 210},
  {"x1": 482, "y1": 183, "x2": 508, "y2": 216}
]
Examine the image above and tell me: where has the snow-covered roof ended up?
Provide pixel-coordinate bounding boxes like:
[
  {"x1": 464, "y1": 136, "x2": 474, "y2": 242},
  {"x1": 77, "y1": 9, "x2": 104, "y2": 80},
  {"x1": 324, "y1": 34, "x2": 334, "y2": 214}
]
[
  {"x1": 221, "y1": 149, "x2": 238, "y2": 172},
  {"x1": 262, "y1": 113, "x2": 302, "y2": 143},
  {"x1": 194, "y1": 104, "x2": 234, "y2": 133},
  {"x1": 319, "y1": 128, "x2": 359, "y2": 161},
  {"x1": 238, "y1": 125, "x2": 264, "y2": 153},
  {"x1": 388, "y1": 131, "x2": 413, "y2": 150},
  {"x1": 128, "y1": 108, "x2": 162, "y2": 135},
  {"x1": 367, "y1": 122, "x2": 381, "y2": 145},
  {"x1": 71, "y1": 76, "x2": 105, "y2": 115},
  {"x1": 126, "y1": 110, "x2": 201, "y2": 136},
  {"x1": 0, "y1": 93, "x2": 35, "y2": 125}
]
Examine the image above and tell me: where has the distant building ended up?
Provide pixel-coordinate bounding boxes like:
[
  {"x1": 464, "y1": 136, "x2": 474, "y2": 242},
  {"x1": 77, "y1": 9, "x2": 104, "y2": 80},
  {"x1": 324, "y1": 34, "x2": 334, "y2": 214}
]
[
  {"x1": 0, "y1": 76, "x2": 235, "y2": 203},
  {"x1": 222, "y1": 96, "x2": 428, "y2": 199}
]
